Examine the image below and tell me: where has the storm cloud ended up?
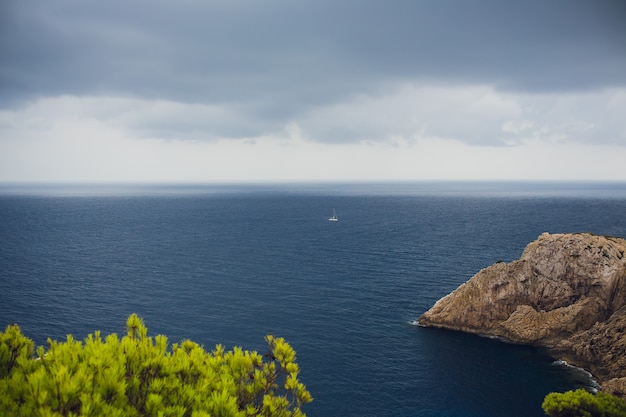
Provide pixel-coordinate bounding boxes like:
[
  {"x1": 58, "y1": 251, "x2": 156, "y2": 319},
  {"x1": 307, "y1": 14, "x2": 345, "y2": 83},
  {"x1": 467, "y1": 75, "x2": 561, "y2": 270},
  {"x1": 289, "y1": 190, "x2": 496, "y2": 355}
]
[{"x1": 1, "y1": 0, "x2": 625, "y2": 181}]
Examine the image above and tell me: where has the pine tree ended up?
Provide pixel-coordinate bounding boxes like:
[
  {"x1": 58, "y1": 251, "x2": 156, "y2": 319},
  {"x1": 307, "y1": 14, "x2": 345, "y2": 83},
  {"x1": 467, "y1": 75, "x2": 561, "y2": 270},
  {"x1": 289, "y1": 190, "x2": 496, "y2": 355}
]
[
  {"x1": 542, "y1": 389, "x2": 626, "y2": 417},
  {"x1": 0, "y1": 314, "x2": 312, "y2": 417}
]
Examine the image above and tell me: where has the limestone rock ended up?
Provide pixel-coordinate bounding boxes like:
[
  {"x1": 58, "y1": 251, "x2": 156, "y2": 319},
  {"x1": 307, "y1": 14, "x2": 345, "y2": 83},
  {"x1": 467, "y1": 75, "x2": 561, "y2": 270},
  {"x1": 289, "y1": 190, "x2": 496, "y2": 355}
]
[
  {"x1": 603, "y1": 378, "x2": 626, "y2": 397},
  {"x1": 418, "y1": 232, "x2": 626, "y2": 395},
  {"x1": 553, "y1": 305, "x2": 626, "y2": 386}
]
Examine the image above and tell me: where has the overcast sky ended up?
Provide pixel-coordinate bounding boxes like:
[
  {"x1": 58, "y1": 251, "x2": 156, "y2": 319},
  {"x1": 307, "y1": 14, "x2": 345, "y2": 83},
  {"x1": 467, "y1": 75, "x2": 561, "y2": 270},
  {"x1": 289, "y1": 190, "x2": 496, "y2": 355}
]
[{"x1": 1, "y1": 0, "x2": 625, "y2": 182}]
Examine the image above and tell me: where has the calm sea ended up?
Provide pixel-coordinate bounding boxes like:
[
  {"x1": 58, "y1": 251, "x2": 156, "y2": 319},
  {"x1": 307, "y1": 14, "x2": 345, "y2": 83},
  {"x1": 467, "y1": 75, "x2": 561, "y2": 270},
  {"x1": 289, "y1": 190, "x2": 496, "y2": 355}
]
[{"x1": 2, "y1": 182, "x2": 625, "y2": 417}]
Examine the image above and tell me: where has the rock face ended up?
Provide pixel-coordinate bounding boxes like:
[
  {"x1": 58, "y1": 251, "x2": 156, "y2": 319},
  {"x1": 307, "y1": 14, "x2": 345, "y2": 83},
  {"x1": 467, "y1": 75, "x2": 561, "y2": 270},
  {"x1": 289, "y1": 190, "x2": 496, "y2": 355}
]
[{"x1": 419, "y1": 232, "x2": 626, "y2": 395}]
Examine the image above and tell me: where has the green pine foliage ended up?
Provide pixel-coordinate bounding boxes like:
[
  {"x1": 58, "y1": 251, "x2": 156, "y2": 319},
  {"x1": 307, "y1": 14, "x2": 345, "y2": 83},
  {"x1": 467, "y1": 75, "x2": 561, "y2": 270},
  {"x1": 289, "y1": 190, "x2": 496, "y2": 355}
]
[
  {"x1": 542, "y1": 389, "x2": 626, "y2": 417},
  {"x1": 0, "y1": 314, "x2": 312, "y2": 417}
]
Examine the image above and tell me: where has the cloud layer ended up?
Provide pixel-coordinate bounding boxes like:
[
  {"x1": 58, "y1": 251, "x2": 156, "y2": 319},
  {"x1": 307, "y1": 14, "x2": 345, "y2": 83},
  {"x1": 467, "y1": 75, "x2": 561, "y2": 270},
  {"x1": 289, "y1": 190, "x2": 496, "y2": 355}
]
[{"x1": 1, "y1": 0, "x2": 625, "y2": 181}]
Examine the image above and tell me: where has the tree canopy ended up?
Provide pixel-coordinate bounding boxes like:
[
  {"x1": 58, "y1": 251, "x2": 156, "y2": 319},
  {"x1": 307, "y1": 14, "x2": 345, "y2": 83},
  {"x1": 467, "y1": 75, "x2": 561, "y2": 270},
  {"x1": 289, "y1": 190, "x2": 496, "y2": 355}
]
[
  {"x1": 542, "y1": 389, "x2": 626, "y2": 417},
  {"x1": 0, "y1": 314, "x2": 312, "y2": 417}
]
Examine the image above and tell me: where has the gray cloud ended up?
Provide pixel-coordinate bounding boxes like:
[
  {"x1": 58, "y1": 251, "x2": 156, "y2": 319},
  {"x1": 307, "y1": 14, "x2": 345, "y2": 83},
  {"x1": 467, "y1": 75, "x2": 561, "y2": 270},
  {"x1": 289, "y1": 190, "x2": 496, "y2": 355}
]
[{"x1": 1, "y1": 0, "x2": 625, "y2": 144}]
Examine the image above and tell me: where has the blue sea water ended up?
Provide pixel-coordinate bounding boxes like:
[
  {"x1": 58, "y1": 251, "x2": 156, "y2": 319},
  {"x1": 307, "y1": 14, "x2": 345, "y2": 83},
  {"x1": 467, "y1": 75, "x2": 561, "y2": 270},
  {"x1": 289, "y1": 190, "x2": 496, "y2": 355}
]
[{"x1": 1, "y1": 181, "x2": 625, "y2": 417}]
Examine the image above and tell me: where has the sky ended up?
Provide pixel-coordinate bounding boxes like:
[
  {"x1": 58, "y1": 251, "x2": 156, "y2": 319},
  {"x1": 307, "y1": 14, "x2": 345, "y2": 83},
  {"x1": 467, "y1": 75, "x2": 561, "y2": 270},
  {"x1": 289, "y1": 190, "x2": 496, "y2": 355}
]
[{"x1": 1, "y1": 0, "x2": 626, "y2": 182}]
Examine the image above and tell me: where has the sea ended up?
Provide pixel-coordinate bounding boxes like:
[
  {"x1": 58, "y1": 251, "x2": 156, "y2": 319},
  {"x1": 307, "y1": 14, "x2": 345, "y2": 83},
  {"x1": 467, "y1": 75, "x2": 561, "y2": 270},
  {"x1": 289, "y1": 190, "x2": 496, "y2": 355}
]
[{"x1": 1, "y1": 181, "x2": 625, "y2": 417}]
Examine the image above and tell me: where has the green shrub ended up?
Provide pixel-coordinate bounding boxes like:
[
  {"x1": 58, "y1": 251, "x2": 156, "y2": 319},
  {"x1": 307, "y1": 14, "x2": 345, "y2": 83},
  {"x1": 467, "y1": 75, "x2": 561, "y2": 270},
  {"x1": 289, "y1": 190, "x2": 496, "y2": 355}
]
[
  {"x1": 542, "y1": 389, "x2": 626, "y2": 417},
  {"x1": 0, "y1": 314, "x2": 312, "y2": 417}
]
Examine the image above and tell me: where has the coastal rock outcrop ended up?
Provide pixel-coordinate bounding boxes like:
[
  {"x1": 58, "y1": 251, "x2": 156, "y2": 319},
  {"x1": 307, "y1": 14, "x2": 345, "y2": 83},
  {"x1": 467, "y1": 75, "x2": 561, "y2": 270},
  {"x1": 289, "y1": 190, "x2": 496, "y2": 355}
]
[{"x1": 418, "y1": 232, "x2": 626, "y2": 395}]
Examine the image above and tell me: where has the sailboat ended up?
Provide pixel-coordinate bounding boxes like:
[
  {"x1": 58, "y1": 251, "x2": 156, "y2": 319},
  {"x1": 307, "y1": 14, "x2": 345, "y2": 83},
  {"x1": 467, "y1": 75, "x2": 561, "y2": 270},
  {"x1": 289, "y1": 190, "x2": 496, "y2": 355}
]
[{"x1": 328, "y1": 208, "x2": 338, "y2": 222}]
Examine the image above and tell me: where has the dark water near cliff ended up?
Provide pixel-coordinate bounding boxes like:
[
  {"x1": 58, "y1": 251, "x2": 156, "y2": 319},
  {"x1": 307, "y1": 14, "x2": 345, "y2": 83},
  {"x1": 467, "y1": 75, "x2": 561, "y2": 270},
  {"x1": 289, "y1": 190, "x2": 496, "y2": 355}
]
[{"x1": 1, "y1": 182, "x2": 625, "y2": 417}]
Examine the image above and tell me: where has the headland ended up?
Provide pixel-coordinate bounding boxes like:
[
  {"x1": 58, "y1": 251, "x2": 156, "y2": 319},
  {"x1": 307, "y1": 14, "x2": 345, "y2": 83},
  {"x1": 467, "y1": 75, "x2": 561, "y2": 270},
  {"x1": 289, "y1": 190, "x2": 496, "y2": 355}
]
[{"x1": 419, "y1": 232, "x2": 626, "y2": 396}]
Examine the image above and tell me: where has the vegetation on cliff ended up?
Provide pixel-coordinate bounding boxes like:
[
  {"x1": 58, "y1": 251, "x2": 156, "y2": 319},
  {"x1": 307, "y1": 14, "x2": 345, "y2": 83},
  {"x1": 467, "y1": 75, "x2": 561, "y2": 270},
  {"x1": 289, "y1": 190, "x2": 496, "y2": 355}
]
[{"x1": 0, "y1": 314, "x2": 312, "y2": 417}]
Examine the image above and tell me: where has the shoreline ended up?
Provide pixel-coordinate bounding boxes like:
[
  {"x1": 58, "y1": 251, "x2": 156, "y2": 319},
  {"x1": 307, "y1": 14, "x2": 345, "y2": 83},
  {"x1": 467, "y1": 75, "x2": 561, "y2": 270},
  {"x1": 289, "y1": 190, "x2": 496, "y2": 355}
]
[
  {"x1": 415, "y1": 319, "x2": 602, "y2": 394},
  {"x1": 549, "y1": 359, "x2": 600, "y2": 393}
]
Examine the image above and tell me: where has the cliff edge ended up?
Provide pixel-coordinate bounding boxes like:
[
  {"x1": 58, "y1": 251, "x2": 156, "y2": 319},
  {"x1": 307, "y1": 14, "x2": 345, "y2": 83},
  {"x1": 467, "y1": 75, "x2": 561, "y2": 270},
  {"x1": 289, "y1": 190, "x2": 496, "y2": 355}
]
[{"x1": 418, "y1": 232, "x2": 626, "y2": 396}]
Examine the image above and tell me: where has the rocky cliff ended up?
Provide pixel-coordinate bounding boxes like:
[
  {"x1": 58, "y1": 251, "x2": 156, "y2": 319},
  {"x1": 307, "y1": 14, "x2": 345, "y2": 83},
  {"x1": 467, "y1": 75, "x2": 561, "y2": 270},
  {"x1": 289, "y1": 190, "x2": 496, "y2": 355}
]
[{"x1": 418, "y1": 232, "x2": 626, "y2": 396}]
